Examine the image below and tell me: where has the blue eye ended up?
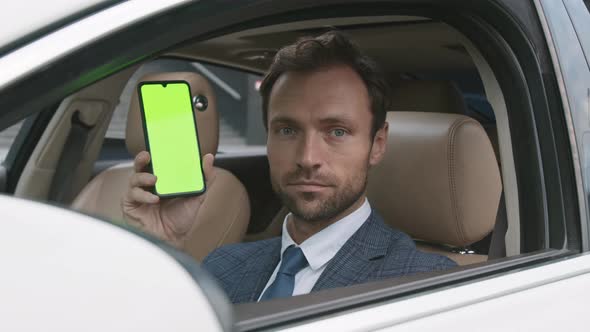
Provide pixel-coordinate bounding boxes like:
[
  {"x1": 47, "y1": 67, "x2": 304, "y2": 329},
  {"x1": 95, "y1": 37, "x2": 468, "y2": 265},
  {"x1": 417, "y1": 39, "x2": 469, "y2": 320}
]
[
  {"x1": 279, "y1": 127, "x2": 295, "y2": 136},
  {"x1": 331, "y1": 129, "x2": 346, "y2": 137}
]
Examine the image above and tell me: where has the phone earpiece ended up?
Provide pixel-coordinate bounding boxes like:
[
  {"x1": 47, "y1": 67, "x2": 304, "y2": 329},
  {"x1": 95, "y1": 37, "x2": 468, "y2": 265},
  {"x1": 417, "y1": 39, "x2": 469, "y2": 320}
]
[{"x1": 193, "y1": 95, "x2": 208, "y2": 111}]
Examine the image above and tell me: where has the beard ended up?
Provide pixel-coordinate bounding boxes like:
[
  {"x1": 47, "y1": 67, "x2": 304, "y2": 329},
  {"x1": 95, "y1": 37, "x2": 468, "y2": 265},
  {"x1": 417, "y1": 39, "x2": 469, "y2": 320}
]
[{"x1": 272, "y1": 163, "x2": 369, "y2": 223}]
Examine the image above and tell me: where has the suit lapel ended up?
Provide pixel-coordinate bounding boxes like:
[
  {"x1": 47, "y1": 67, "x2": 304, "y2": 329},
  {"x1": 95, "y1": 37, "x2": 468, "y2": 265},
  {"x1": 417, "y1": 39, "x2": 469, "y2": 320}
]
[
  {"x1": 230, "y1": 238, "x2": 281, "y2": 304},
  {"x1": 312, "y1": 211, "x2": 391, "y2": 291}
]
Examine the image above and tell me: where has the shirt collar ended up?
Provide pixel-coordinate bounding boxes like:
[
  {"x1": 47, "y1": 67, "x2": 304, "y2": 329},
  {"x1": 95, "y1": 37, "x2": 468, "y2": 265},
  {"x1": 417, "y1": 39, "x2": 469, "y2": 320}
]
[{"x1": 280, "y1": 198, "x2": 372, "y2": 270}]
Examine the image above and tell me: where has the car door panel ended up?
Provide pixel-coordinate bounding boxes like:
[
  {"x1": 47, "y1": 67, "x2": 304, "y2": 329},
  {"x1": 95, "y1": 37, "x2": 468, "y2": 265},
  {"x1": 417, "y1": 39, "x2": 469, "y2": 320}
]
[{"x1": 281, "y1": 253, "x2": 590, "y2": 331}]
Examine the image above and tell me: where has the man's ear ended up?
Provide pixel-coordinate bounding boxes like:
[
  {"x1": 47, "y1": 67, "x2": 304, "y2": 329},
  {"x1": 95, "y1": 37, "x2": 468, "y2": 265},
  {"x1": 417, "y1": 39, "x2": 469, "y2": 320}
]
[{"x1": 369, "y1": 122, "x2": 388, "y2": 166}]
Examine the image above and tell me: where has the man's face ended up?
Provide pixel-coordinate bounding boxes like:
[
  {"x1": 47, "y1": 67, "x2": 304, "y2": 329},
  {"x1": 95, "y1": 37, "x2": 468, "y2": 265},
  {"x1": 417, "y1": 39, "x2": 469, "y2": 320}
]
[{"x1": 266, "y1": 65, "x2": 387, "y2": 222}]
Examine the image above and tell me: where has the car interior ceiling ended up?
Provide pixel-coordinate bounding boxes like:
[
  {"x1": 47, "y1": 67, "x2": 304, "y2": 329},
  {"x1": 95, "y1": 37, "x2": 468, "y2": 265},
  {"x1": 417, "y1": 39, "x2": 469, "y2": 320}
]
[{"x1": 13, "y1": 15, "x2": 519, "y2": 267}]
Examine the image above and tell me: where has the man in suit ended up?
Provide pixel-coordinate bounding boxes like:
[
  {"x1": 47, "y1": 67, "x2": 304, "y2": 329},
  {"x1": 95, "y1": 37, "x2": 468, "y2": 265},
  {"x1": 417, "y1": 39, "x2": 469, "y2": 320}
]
[{"x1": 122, "y1": 31, "x2": 456, "y2": 304}]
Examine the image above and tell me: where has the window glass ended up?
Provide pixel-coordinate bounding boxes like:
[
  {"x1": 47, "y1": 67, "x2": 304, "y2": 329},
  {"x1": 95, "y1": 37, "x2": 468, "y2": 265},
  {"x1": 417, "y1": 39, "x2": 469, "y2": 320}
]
[
  {"x1": 106, "y1": 59, "x2": 265, "y2": 154},
  {"x1": 0, "y1": 120, "x2": 24, "y2": 162}
]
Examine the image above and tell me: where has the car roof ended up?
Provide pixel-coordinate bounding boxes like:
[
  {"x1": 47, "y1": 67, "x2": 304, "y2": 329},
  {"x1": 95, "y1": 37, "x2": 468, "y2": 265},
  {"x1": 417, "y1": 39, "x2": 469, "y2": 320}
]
[{"x1": 0, "y1": 0, "x2": 110, "y2": 49}]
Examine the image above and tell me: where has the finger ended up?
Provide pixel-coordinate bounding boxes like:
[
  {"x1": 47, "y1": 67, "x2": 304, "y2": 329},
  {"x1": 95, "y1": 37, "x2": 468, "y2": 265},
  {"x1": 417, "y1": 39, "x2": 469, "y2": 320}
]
[
  {"x1": 129, "y1": 172, "x2": 157, "y2": 188},
  {"x1": 128, "y1": 186, "x2": 160, "y2": 204},
  {"x1": 202, "y1": 153, "x2": 217, "y2": 186},
  {"x1": 134, "y1": 151, "x2": 151, "y2": 173}
]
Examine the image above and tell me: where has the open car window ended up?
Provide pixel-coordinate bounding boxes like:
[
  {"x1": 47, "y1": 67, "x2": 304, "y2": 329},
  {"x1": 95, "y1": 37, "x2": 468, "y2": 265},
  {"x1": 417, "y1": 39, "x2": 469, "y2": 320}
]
[
  {"x1": 0, "y1": 120, "x2": 24, "y2": 162},
  {"x1": 87, "y1": 9, "x2": 558, "y2": 318}
]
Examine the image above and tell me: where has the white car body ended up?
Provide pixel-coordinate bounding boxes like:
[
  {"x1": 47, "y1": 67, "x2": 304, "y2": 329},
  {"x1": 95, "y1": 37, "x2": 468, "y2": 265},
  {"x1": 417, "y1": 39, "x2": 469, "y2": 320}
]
[{"x1": 0, "y1": 195, "x2": 227, "y2": 332}]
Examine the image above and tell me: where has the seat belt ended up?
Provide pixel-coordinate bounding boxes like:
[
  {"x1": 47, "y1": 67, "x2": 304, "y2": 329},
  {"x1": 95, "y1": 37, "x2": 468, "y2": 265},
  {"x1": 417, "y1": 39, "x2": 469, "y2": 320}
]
[
  {"x1": 48, "y1": 111, "x2": 94, "y2": 204},
  {"x1": 488, "y1": 192, "x2": 507, "y2": 259}
]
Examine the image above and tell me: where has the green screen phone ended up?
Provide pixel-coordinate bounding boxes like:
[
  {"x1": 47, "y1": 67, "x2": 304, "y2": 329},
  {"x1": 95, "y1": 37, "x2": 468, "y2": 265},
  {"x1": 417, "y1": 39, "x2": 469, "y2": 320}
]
[{"x1": 137, "y1": 80, "x2": 205, "y2": 197}]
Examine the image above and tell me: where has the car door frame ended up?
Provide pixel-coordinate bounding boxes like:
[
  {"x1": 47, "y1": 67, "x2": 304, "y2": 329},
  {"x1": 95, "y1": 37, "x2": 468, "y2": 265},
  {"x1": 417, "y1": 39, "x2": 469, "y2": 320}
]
[{"x1": 534, "y1": 0, "x2": 590, "y2": 252}]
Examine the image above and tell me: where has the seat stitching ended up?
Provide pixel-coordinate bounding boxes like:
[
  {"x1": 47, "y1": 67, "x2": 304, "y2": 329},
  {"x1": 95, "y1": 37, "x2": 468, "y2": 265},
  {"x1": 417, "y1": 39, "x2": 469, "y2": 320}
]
[
  {"x1": 216, "y1": 177, "x2": 250, "y2": 247},
  {"x1": 447, "y1": 118, "x2": 472, "y2": 245}
]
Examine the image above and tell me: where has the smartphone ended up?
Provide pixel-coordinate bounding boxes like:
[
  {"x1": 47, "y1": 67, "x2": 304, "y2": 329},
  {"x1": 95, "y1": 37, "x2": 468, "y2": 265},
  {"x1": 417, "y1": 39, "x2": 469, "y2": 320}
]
[{"x1": 137, "y1": 80, "x2": 206, "y2": 197}]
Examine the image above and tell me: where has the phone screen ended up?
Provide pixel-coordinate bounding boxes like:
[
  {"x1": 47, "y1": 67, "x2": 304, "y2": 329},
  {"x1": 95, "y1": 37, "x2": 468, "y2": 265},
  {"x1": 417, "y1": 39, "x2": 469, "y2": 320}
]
[{"x1": 138, "y1": 81, "x2": 205, "y2": 197}]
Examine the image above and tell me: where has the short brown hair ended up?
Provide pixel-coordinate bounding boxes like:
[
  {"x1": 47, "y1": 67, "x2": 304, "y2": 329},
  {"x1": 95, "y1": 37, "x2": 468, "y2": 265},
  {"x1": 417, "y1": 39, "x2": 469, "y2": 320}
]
[{"x1": 259, "y1": 30, "x2": 390, "y2": 137}]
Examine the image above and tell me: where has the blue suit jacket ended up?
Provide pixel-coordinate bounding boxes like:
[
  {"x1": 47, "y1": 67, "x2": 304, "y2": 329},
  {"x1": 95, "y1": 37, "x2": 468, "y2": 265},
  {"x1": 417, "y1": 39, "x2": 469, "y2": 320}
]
[{"x1": 202, "y1": 211, "x2": 457, "y2": 304}]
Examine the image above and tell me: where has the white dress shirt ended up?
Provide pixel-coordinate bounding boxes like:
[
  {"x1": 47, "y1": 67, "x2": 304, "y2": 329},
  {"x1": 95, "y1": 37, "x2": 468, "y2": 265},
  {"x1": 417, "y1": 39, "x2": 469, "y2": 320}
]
[{"x1": 258, "y1": 198, "x2": 372, "y2": 300}]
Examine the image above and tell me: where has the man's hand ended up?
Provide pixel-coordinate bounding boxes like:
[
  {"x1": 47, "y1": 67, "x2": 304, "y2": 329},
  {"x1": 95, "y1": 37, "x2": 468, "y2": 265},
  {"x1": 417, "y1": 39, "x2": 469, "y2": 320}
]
[{"x1": 122, "y1": 151, "x2": 216, "y2": 249}]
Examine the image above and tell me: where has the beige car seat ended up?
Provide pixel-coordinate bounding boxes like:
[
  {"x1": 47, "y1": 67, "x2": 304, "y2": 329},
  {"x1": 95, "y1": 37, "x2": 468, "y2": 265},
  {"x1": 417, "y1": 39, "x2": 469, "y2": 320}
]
[
  {"x1": 72, "y1": 72, "x2": 250, "y2": 261},
  {"x1": 390, "y1": 80, "x2": 500, "y2": 159},
  {"x1": 367, "y1": 112, "x2": 502, "y2": 265}
]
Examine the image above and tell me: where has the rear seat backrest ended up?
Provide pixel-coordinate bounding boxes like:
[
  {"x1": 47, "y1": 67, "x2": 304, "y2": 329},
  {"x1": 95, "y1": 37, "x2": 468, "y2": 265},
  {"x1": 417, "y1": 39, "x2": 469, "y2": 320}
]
[
  {"x1": 367, "y1": 112, "x2": 502, "y2": 265},
  {"x1": 72, "y1": 72, "x2": 250, "y2": 261}
]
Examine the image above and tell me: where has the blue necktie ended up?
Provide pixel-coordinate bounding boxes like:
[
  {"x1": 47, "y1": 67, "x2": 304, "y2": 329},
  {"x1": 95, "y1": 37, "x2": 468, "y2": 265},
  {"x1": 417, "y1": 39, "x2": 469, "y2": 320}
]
[{"x1": 260, "y1": 245, "x2": 308, "y2": 301}]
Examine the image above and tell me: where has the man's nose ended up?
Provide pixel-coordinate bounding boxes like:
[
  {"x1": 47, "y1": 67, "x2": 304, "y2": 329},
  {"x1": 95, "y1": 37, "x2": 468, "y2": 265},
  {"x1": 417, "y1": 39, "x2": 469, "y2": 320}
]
[{"x1": 296, "y1": 133, "x2": 323, "y2": 170}]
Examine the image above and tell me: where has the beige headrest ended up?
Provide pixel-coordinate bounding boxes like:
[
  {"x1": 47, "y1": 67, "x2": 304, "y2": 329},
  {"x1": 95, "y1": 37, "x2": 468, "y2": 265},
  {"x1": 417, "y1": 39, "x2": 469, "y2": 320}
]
[
  {"x1": 126, "y1": 72, "x2": 219, "y2": 156},
  {"x1": 367, "y1": 112, "x2": 502, "y2": 247},
  {"x1": 390, "y1": 80, "x2": 467, "y2": 114}
]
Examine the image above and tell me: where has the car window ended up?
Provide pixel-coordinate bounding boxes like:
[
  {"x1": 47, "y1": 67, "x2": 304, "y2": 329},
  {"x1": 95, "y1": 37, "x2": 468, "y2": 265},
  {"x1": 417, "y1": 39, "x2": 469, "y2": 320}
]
[
  {"x1": 105, "y1": 59, "x2": 265, "y2": 154},
  {"x1": 0, "y1": 120, "x2": 25, "y2": 162},
  {"x1": 0, "y1": 118, "x2": 31, "y2": 193}
]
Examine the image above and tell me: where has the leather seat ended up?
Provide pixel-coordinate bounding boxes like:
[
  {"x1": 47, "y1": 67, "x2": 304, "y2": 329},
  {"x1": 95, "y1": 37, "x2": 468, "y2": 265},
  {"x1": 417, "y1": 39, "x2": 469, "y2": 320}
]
[
  {"x1": 72, "y1": 72, "x2": 250, "y2": 261},
  {"x1": 390, "y1": 80, "x2": 500, "y2": 159},
  {"x1": 367, "y1": 112, "x2": 502, "y2": 265}
]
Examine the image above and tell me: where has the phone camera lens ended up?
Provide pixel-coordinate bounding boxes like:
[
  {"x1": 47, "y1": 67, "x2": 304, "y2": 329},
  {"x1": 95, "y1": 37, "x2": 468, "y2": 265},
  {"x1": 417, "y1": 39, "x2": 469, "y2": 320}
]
[{"x1": 193, "y1": 95, "x2": 208, "y2": 111}]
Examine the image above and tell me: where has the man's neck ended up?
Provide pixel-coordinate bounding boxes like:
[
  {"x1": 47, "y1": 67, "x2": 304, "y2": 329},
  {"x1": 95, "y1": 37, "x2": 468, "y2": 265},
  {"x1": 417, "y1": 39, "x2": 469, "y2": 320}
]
[{"x1": 287, "y1": 195, "x2": 367, "y2": 244}]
